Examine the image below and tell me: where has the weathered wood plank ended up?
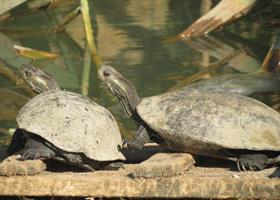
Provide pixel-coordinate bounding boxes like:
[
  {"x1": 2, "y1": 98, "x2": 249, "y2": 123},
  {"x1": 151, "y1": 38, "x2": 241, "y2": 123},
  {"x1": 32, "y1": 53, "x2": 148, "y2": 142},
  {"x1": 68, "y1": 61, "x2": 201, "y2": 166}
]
[
  {"x1": 130, "y1": 153, "x2": 194, "y2": 178},
  {"x1": 0, "y1": 166, "x2": 279, "y2": 198},
  {"x1": 0, "y1": 155, "x2": 46, "y2": 176},
  {"x1": 0, "y1": 146, "x2": 279, "y2": 198}
]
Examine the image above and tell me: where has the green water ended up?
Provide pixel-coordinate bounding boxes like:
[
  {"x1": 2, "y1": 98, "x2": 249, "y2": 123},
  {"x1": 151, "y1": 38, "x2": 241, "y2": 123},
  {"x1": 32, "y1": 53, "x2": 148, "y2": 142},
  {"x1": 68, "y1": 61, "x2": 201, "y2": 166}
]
[{"x1": 0, "y1": 0, "x2": 279, "y2": 147}]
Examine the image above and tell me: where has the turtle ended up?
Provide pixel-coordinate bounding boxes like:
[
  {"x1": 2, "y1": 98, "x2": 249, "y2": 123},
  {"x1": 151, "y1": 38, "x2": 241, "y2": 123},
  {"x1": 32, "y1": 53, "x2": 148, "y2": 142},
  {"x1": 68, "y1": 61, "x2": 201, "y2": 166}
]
[
  {"x1": 6, "y1": 64, "x2": 125, "y2": 172},
  {"x1": 98, "y1": 64, "x2": 280, "y2": 171},
  {"x1": 181, "y1": 73, "x2": 280, "y2": 97}
]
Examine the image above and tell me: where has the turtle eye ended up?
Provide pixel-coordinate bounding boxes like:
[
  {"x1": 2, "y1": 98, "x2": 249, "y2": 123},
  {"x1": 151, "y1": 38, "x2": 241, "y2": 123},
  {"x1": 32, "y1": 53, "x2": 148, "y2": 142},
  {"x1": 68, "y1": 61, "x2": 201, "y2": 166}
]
[
  {"x1": 103, "y1": 70, "x2": 110, "y2": 77},
  {"x1": 25, "y1": 71, "x2": 32, "y2": 77}
]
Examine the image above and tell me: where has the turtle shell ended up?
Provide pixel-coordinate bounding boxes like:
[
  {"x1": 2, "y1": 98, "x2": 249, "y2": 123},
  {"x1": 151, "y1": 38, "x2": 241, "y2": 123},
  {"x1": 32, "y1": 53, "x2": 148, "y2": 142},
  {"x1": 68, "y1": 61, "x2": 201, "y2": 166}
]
[
  {"x1": 184, "y1": 73, "x2": 280, "y2": 96},
  {"x1": 17, "y1": 90, "x2": 125, "y2": 161},
  {"x1": 137, "y1": 89, "x2": 280, "y2": 156}
]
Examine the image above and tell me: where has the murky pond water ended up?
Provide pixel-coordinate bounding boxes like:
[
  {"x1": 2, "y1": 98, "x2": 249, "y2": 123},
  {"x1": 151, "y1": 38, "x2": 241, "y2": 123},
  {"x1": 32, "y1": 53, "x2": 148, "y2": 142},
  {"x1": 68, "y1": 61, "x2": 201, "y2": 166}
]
[{"x1": 0, "y1": 0, "x2": 280, "y2": 147}]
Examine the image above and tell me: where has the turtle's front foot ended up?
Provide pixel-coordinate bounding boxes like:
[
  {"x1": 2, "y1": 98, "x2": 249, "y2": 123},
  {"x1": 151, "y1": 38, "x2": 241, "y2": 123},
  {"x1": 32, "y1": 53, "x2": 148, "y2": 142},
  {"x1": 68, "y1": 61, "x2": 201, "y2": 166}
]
[
  {"x1": 236, "y1": 154, "x2": 268, "y2": 171},
  {"x1": 20, "y1": 148, "x2": 55, "y2": 160},
  {"x1": 104, "y1": 161, "x2": 124, "y2": 170},
  {"x1": 17, "y1": 138, "x2": 56, "y2": 160}
]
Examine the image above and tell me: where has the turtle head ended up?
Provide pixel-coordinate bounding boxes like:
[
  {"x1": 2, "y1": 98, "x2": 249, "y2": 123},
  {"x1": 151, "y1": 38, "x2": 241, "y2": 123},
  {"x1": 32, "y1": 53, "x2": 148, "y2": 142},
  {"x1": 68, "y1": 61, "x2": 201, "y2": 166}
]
[
  {"x1": 21, "y1": 64, "x2": 60, "y2": 94},
  {"x1": 98, "y1": 64, "x2": 140, "y2": 120}
]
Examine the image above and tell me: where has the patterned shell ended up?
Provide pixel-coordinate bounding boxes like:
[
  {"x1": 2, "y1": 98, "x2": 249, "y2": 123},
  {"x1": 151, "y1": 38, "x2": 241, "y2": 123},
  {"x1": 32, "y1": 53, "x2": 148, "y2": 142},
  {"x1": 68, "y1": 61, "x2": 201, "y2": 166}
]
[{"x1": 17, "y1": 91, "x2": 125, "y2": 161}]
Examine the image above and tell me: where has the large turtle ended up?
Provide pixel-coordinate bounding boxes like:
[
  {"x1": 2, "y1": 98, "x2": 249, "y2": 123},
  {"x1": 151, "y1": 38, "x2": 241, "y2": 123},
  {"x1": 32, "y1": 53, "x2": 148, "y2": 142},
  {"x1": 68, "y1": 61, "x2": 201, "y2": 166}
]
[
  {"x1": 98, "y1": 64, "x2": 280, "y2": 171},
  {"x1": 6, "y1": 64, "x2": 125, "y2": 171}
]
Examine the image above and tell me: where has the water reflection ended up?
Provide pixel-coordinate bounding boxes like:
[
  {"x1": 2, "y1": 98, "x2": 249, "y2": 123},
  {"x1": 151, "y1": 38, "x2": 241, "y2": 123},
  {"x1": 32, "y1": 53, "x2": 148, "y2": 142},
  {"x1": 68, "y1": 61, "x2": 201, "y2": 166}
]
[{"x1": 0, "y1": 0, "x2": 279, "y2": 146}]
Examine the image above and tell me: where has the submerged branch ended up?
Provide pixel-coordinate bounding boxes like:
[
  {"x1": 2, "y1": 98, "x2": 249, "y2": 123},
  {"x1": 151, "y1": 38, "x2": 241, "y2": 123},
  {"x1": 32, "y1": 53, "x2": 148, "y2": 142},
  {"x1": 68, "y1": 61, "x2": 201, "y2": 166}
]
[
  {"x1": 51, "y1": 7, "x2": 81, "y2": 33},
  {"x1": 260, "y1": 30, "x2": 280, "y2": 72},
  {"x1": 14, "y1": 45, "x2": 58, "y2": 60}
]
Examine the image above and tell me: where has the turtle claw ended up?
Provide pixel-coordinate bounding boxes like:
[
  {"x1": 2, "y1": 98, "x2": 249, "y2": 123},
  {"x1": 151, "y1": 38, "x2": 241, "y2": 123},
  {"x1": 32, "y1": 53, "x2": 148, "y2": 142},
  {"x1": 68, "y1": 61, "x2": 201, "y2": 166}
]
[
  {"x1": 236, "y1": 160, "x2": 248, "y2": 172},
  {"x1": 241, "y1": 163, "x2": 247, "y2": 172},
  {"x1": 122, "y1": 140, "x2": 128, "y2": 148},
  {"x1": 249, "y1": 165, "x2": 254, "y2": 171},
  {"x1": 236, "y1": 154, "x2": 268, "y2": 172},
  {"x1": 236, "y1": 160, "x2": 241, "y2": 172},
  {"x1": 123, "y1": 139, "x2": 144, "y2": 150}
]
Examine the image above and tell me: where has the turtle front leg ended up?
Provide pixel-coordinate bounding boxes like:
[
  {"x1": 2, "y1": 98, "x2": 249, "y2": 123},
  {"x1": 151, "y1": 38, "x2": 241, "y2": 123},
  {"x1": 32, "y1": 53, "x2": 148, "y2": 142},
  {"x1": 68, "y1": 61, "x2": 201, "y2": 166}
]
[
  {"x1": 6, "y1": 129, "x2": 27, "y2": 155},
  {"x1": 124, "y1": 125, "x2": 151, "y2": 149},
  {"x1": 236, "y1": 154, "x2": 269, "y2": 171},
  {"x1": 103, "y1": 161, "x2": 124, "y2": 170},
  {"x1": 18, "y1": 138, "x2": 56, "y2": 160}
]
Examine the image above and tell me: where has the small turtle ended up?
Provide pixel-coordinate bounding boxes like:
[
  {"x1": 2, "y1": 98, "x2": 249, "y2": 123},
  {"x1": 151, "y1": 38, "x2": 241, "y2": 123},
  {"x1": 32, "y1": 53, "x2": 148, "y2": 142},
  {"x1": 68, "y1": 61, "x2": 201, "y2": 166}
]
[
  {"x1": 6, "y1": 64, "x2": 125, "y2": 172},
  {"x1": 98, "y1": 64, "x2": 280, "y2": 171}
]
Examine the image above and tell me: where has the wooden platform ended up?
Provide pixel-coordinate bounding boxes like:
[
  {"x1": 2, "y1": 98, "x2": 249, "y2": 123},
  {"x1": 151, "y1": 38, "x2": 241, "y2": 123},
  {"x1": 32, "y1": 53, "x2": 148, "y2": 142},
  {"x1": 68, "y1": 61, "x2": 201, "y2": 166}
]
[
  {"x1": 0, "y1": 147, "x2": 280, "y2": 199},
  {"x1": 0, "y1": 164, "x2": 279, "y2": 199}
]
